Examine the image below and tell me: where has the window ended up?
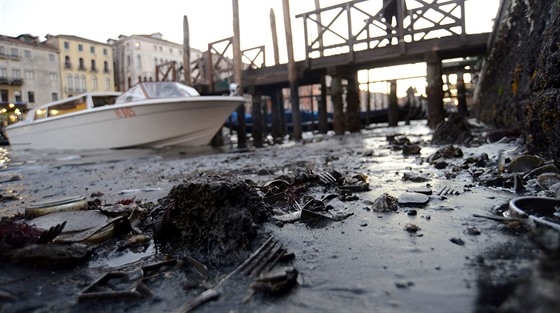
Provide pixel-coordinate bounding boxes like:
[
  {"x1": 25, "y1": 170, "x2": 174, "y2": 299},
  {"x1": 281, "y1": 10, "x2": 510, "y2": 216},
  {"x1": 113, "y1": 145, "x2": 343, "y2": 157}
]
[
  {"x1": 154, "y1": 45, "x2": 157, "y2": 51},
  {"x1": 169, "y1": 48, "x2": 173, "y2": 54},
  {"x1": 78, "y1": 44, "x2": 83, "y2": 51},
  {"x1": 91, "y1": 59, "x2": 97, "y2": 71},
  {"x1": 49, "y1": 53, "x2": 55, "y2": 62},
  {"x1": 154, "y1": 58, "x2": 158, "y2": 65},
  {"x1": 159, "y1": 46, "x2": 162, "y2": 51},
  {"x1": 65, "y1": 56, "x2": 71, "y2": 69},
  {"x1": 50, "y1": 72, "x2": 58, "y2": 82},
  {"x1": 80, "y1": 75, "x2": 86, "y2": 90},
  {"x1": 90, "y1": 46, "x2": 95, "y2": 53},
  {"x1": 52, "y1": 93, "x2": 58, "y2": 101},
  {"x1": 66, "y1": 74, "x2": 73, "y2": 90},
  {"x1": 28, "y1": 91, "x2": 35, "y2": 103},
  {"x1": 137, "y1": 55, "x2": 142, "y2": 70},
  {"x1": 74, "y1": 74, "x2": 80, "y2": 90},
  {"x1": 12, "y1": 68, "x2": 21, "y2": 79},
  {"x1": 0, "y1": 67, "x2": 6, "y2": 78},
  {"x1": 92, "y1": 76, "x2": 98, "y2": 90},
  {"x1": 103, "y1": 48, "x2": 108, "y2": 56},
  {"x1": 25, "y1": 70, "x2": 34, "y2": 80},
  {"x1": 64, "y1": 41, "x2": 70, "y2": 49},
  {"x1": 24, "y1": 50, "x2": 32, "y2": 58},
  {"x1": 66, "y1": 74, "x2": 73, "y2": 89},
  {"x1": 14, "y1": 90, "x2": 22, "y2": 102},
  {"x1": 1, "y1": 89, "x2": 8, "y2": 102},
  {"x1": 0, "y1": 46, "x2": 4, "y2": 55},
  {"x1": 10, "y1": 48, "x2": 19, "y2": 58},
  {"x1": 105, "y1": 77, "x2": 111, "y2": 91},
  {"x1": 104, "y1": 61, "x2": 109, "y2": 73},
  {"x1": 79, "y1": 58, "x2": 85, "y2": 70}
]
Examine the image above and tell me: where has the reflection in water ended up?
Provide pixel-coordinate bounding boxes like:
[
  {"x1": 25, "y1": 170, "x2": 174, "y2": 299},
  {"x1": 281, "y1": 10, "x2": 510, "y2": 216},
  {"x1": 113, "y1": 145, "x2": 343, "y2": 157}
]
[{"x1": 0, "y1": 147, "x2": 9, "y2": 170}]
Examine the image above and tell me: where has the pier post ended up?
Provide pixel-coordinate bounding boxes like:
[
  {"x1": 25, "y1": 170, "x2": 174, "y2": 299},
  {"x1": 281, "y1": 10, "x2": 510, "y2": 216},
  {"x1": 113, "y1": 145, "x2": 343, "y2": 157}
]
[
  {"x1": 251, "y1": 92, "x2": 264, "y2": 148},
  {"x1": 425, "y1": 53, "x2": 445, "y2": 128},
  {"x1": 346, "y1": 74, "x2": 361, "y2": 132},
  {"x1": 282, "y1": 0, "x2": 302, "y2": 141},
  {"x1": 388, "y1": 80, "x2": 399, "y2": 126},
  {"x1": 331, "y1": 75, "x2": 345, "y2": 135},
  {"x1": 456, "y1": 72, "x2": 467, "y2": 117},
  {"x1": 318, "y1": 76, "x2": 329, "y2": 134},
  {"x1": 232, "y1": 0, "x2": 247, "y2": 148},
  {"x1": 182, "y1": 15, "x2": 191, "y2": 86}
]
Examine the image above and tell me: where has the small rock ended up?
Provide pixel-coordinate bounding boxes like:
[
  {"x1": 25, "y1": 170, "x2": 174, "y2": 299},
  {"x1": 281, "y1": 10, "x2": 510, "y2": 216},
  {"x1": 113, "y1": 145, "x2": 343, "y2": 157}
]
[
  {"x1": 404, "y1": 223, "x2": 421, "y2": 232},
  {"x1": 466, "y1": 226, "x2": 481, "y2": 235},
  {"x1": 371, "y1": 193, "x2": 399, "y2": 213},
  {"x1": 449, "y1": 237, "x2": 465, "y2": 246},
  {"x1": 507, "y1": 155, "x2": 545, "y2": 174},
  {"x1": 398, "y1": 192, "x2": 430, "y2": 206}
]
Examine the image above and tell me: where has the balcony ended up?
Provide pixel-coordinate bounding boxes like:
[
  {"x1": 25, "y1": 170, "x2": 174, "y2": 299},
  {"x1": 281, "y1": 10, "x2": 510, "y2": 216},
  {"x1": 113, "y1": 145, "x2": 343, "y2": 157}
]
[{"x1": 0, "y1": 77, "x2": 24, "y2": 86}]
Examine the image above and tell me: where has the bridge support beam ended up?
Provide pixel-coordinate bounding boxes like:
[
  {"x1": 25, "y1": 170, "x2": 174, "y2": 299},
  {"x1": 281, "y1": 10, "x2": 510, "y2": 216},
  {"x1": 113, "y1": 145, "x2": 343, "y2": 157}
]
[
  {"x1": 346, "y1": 74, "x2": 361, "y2": 133},
  {"x1": 331, "y1": 75, "x2": 345, "y2": 135},
  {"x1": 425, "y1": 53, "x2": 445, "y2": 128},
  {"x1": 388, "y1": 80, "x2": 399, "y2": 126}
]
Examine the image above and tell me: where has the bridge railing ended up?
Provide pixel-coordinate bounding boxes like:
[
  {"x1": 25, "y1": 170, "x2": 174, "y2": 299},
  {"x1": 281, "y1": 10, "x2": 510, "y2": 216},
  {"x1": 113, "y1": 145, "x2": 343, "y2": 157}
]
[
  {"x1": 296, "y1": 0, "x2": 466, "y2": 62},
  {"x1": 191, "y1": 38, "x2": 266, "y2": 93}
]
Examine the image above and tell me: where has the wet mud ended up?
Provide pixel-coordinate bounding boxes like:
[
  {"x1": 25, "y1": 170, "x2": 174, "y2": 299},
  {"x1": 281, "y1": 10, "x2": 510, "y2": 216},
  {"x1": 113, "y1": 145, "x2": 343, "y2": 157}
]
[{"x1": 1, "y1": 120, "x2": 559, "y2": 313}]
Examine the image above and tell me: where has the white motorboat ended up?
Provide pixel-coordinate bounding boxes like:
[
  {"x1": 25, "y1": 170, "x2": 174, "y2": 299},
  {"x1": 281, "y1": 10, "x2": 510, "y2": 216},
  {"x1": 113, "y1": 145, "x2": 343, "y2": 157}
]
[{"x1": 5, "y1": 82, "x2": 244, "y2": 150}]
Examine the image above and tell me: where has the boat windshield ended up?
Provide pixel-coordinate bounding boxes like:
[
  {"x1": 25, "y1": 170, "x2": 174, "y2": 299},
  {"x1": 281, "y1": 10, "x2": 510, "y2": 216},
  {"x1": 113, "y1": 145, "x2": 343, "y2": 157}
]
[{"x1": 116, "y1": 82, "x2": 200, "y2": 103}]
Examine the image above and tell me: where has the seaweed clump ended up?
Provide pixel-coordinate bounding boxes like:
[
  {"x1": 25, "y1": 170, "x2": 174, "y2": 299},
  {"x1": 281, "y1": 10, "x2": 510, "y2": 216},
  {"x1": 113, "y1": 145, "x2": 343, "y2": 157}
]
[{"x1": 153, "y1": 176, "x2": 271, "y2": 266}]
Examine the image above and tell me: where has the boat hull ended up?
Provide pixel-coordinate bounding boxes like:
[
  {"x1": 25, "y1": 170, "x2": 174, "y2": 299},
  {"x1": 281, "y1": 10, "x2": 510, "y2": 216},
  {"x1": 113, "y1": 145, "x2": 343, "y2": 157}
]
[{"x1": 6, "y1": 96, "x2": 243, "y2": 150}]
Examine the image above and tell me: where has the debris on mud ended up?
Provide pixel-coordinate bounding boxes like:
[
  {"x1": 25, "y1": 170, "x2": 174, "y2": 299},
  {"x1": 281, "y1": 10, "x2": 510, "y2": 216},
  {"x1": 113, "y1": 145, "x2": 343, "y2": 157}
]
[
  {"x1": 151, "y1": 176, "x2": 272, "y2": 266},
  {"x1": 431, "y1": 113, "x2": 473, "y2": 145}
]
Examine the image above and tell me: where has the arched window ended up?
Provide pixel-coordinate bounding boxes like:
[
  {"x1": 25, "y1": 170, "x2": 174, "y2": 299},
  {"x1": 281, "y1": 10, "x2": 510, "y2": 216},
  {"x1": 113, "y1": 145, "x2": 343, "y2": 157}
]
[
  {"x1": 79, "y1": 58, "x2": 85, "y2": 70},
  {"x1": 137, "y1": 55, "x2": 142, "y2": 70},
  {"x1": 91, "y1": 60, "x2": 97, "y2": 71}
]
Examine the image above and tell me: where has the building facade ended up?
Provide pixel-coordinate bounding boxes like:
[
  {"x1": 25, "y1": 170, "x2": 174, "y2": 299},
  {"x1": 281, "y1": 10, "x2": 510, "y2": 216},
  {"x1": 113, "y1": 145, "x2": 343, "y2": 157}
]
[
  {"x1": 46, "y1": 34, "x2": 114, "y2": 98},
  {"x1": 0, "y1": 34, "x2": 61, "y2": 122},
  {"x1": 109, "y1": 33, "x2": 202, "y2": 91}
]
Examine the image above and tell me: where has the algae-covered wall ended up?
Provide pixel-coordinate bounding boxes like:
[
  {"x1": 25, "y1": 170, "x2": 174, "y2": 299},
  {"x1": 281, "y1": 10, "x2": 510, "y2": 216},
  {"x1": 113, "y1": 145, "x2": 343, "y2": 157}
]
[{"x1": 473, "y1": 0, "x2": 560, "y2": 162}]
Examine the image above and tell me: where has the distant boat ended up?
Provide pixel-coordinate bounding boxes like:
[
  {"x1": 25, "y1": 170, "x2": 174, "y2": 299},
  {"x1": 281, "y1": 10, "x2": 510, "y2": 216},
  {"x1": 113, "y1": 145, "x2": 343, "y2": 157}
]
[{"x1": 5, "y1": 81, "x2": 244, "y2": 150}]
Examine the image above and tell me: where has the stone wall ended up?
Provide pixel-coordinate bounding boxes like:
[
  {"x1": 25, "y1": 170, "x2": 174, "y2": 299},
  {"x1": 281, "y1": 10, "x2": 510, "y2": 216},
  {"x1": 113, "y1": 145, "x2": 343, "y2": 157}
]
[{"x1": 473, "y1": 0, "x2": 560, "y2": 162}]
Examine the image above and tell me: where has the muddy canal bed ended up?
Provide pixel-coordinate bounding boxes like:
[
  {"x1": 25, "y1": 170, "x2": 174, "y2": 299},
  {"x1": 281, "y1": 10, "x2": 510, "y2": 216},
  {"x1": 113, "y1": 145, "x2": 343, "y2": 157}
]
[{"x1": 1, "y1": 120, "x2": 558, "y2": 313}]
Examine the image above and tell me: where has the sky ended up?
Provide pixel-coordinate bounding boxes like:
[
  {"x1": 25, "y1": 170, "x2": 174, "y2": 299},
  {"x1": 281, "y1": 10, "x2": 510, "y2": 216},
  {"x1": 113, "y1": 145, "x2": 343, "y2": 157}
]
[{"x1": 1, "y1": 0, "x2": 499, "y2": 94}]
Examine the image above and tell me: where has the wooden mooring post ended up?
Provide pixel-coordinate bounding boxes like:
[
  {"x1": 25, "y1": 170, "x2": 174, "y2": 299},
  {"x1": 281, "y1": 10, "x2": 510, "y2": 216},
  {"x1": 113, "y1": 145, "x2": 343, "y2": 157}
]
[
  {"x1": 346, "y1": 74, "x2": 361, "y2": 133},
  {"x1": 282, "y1": 0, "x2": 302, "y2": 141},
  {"x1": 425, "y1": 52, "x2": 445, "y2": 128},
  {"x1": 388, "y1": 80, "x2": 398, "y2": 126},
  {"x1": 232, "y1": 0, "x2": 247, "y2": 148}
]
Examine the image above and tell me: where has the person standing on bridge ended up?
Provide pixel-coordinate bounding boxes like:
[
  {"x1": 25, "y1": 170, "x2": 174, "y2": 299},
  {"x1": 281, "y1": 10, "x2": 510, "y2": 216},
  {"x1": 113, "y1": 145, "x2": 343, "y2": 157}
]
[{"x1": 382, "y1": 0, "x2": 407, "y2": 32}]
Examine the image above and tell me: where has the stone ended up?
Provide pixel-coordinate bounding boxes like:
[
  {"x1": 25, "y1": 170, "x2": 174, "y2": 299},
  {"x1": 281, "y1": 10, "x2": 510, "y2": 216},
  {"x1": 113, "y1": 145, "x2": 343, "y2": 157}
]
[{"x1": 398, "y1": 192, "x2": 430, "y2": 206}]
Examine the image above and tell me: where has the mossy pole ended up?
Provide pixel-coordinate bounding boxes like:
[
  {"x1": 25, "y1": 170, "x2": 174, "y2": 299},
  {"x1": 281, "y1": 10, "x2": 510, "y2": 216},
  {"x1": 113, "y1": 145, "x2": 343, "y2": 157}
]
[
  {"x1": 318, "y1": 76, "x2": 328, "y2": 134},
  {"x1": 270, "y1": 9, "x2": 280, "y2": 66},
  {"x1": 331, "y1": 75, "x2": 345, "y2": 135},
  {"x1": 346, "y1": 74, "x2": 361, "y2": 132},
  {"x1": 282, "y1": 0, "x2": 302, "y2": 141},
  {"x1": 457, "y1": 71, "x2": 467, "y2": 117},
  {"x1": 269, "y1": 8, "x2": 283, "y2": 142},
  {"x1": 425, "y1": 52, "x2": 444, "y2": 128},
  {"x1": 251, "y1": 90, "x2": 264, "y2": 148},
  {"x1": 388, "y1": 80, "x2": 399, "y2": 126},
  {"x1": 232, "y1": 0, "x2": 247, "y2": 148},
  {"x1": 182, "y1": 15, "x2": 191, "y2": 86}
]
